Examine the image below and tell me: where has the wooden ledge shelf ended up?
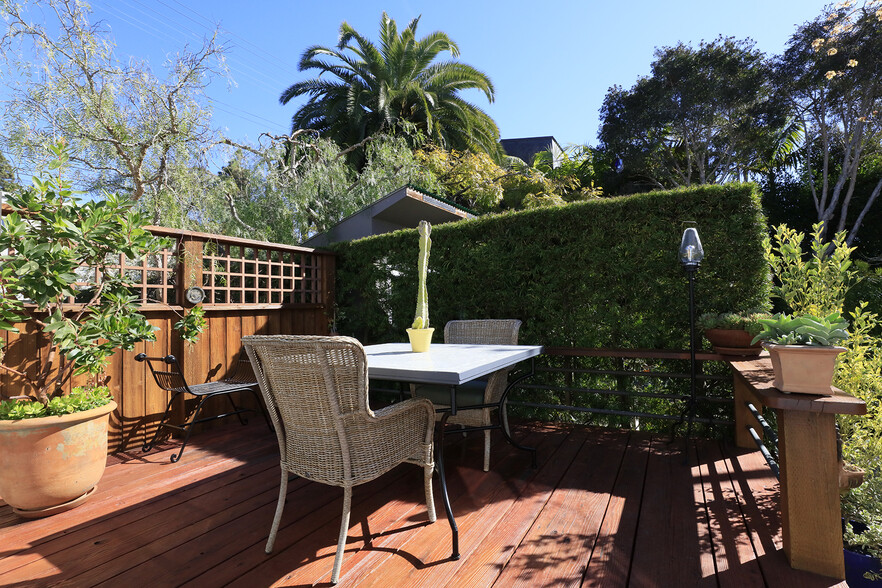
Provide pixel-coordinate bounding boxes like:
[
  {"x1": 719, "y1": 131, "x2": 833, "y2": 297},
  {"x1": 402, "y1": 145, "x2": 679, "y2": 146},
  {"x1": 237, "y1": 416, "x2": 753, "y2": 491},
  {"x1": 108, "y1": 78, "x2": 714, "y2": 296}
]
[{"x1": 728, "y1": 354, "x2": 866, "y2": 581}]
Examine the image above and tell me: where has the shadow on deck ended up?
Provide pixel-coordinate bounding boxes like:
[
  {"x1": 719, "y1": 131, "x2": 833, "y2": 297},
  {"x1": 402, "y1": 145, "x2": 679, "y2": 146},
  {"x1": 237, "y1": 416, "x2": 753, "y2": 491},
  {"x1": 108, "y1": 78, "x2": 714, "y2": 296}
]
[{"x1": 0, "y1": 421, "x2": 847, "y2": 587}]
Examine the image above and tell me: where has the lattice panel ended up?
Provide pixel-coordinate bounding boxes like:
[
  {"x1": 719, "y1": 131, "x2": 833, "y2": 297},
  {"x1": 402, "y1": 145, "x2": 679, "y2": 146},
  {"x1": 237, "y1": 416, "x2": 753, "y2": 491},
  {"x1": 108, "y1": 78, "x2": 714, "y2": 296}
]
[
  {"x1": 202, "y1": 242, "x2": 323, "y2": 305},
  {"x1": 68, "y1": 248, "x2": 177, "y2": 305}
]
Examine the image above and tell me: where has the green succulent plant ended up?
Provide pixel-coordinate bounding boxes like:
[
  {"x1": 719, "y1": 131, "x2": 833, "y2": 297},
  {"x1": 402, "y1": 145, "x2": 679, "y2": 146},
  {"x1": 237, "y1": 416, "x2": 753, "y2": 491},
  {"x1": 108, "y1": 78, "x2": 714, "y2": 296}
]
[
  {"x1": 751, "y1": 312, "x2": 850, "y2": 346},
  {"x1": 697, "y1": 310, "x2": 771, "y2": 336}
]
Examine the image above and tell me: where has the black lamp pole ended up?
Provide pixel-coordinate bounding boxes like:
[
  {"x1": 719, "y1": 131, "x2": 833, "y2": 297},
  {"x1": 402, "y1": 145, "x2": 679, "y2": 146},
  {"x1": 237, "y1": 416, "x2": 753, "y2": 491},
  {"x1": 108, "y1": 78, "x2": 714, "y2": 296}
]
[{"x1": 673, "y1": 227, "x2": 704, "y2": 449}]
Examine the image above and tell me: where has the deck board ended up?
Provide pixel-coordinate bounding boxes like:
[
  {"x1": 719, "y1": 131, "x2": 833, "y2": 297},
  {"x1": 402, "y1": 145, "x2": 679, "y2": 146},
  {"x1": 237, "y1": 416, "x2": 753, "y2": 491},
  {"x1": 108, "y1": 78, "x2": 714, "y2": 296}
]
[{"x1": 0, "y1": 422, "x2": 848, "y2": 587}]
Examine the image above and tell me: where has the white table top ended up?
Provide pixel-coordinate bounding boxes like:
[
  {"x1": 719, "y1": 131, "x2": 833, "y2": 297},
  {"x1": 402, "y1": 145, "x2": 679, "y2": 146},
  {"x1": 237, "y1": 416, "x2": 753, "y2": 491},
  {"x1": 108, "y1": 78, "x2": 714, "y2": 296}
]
[{"x1": 364, "y1": 343, "x2": 544, "y2": 385}]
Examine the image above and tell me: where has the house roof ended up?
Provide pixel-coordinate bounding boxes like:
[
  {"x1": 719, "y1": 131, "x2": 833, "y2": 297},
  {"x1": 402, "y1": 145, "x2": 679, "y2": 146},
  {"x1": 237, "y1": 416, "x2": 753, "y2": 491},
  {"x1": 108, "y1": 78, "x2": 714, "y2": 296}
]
[
  {"x1": 301, "y1": 185, "x2": 475, "y2": 247},
  {"x1": 500, "y1": 136, "x2": 562, "y2": 165}
]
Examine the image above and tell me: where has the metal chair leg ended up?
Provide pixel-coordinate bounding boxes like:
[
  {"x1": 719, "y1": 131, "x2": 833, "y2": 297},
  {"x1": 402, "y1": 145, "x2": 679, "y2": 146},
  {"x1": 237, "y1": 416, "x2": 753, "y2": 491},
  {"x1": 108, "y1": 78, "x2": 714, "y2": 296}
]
[
  {"x1": 436, "y1": 411, "x2": 460, "y2": 560},
  {"x1": 143, "y1": 392, "x2": 179, "y2": 453},
  {"x1": 225, "y1": 392, "x2": 249, "y2": 426},
  {"x1": 169, "y1": 396, "x2": 210, "y2": 463},
  {"x1": 251, "y1": 388, "x2": 274, "y2": 431}
]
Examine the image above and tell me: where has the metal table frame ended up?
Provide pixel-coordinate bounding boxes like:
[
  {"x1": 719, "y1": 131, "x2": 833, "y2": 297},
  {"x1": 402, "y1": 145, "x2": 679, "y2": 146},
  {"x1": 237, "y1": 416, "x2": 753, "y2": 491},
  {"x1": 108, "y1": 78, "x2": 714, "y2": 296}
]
[{"x1": 365, "y1": 343, "x2": 544, "y2": 560}]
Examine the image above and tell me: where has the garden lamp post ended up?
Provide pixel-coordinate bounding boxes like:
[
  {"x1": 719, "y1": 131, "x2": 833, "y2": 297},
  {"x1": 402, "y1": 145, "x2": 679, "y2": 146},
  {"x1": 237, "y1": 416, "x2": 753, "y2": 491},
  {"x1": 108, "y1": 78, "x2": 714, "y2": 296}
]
[{"x1": 674, "y1": 227, "x2": 704, "y2": 447}]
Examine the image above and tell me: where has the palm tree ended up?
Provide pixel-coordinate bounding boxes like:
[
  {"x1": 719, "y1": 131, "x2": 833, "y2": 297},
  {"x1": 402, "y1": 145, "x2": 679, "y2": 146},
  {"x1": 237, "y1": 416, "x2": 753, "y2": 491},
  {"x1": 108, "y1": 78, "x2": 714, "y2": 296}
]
[{"x1": 280, "y1": 12, "x2": 500, "y2": 158}]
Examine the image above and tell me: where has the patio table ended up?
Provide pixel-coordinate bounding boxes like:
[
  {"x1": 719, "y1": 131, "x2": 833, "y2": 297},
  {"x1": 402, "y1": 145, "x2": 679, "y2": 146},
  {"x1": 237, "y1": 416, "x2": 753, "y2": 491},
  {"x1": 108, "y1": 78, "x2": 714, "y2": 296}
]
[{"x1": 364, "y1": 342, "x2": 544, "y2": 559}]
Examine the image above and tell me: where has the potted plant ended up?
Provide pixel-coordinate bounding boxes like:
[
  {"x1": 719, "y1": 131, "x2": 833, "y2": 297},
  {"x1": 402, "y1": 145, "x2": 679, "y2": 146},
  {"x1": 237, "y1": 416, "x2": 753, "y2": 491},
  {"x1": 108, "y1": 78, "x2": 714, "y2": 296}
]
[
  {"x1": 406, "y1": 220, "x2": 433, "y2": 352},
  {"x1": 0, "y1": 144, "x2": 171, "y2": 517},
  {"x1": 750, "y1": 312, "x2": 849, "y2": 394},
  {"x1": 697, "y1": 309, "x2": 770, "y2": 356}
]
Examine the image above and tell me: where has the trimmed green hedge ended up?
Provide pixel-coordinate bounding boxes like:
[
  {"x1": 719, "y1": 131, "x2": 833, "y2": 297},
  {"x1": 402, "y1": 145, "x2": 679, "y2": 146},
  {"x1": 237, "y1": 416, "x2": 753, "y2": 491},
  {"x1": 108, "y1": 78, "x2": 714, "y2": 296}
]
[{"x1": 334, "y1": 183, "x2": 770, "y2": 349}]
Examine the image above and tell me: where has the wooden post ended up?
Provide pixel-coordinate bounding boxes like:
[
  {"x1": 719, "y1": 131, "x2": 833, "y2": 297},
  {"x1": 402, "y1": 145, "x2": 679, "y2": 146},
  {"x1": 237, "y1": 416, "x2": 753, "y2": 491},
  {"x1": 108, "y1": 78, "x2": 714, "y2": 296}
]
[
  {"x1": 777, "y1": 409, "x2": 844, "y2": 579},
  {"x1": 172, "y1": 236, "x2": 205, "y2": 424},
  {"x1": 320, "y1": 252, "x2": 336, "y2": 335}
]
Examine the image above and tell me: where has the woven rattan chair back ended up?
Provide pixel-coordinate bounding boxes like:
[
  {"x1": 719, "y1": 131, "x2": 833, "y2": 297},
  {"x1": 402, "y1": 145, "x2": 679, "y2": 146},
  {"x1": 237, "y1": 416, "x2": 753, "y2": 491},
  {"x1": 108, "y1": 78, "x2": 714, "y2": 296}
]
[
  {"x1": 444, "y1": 319, "x2": 522, "y2": 471},
  {"x1": 241, "y1": 334, "x2": 437, "y2": 584},
  {"x1": 445, "y1": 319, "x2": 521, "y2": 346}
]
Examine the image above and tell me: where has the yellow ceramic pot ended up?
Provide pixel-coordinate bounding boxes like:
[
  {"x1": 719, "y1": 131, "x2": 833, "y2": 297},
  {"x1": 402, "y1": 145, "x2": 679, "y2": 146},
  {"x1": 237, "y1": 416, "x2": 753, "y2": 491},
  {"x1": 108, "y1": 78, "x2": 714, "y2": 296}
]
[{"x1": 406, "y1": 328, "x2": 435, "y2": 352}]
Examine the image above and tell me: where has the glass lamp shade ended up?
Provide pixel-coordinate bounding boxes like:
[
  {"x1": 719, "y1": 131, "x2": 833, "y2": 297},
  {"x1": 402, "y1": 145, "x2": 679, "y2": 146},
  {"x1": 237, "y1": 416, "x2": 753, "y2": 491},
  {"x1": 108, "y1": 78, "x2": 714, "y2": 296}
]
[{"x1": 679, "y1": 228, "x2": 704, "y2": 266}]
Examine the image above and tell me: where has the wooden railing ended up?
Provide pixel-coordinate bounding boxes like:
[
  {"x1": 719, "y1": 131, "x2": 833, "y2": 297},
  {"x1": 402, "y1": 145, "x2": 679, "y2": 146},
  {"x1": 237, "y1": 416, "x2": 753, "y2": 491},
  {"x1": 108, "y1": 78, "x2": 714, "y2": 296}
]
[{"x1": 1, "y1": 226, "x2": 336, "y2": 452}]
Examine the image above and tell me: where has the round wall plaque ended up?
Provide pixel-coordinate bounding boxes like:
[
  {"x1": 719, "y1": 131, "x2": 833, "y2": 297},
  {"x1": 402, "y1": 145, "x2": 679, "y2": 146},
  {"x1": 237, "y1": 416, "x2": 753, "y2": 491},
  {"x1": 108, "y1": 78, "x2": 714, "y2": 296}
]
[{"x1": 185, "y1": 286, "x2": 205, "y2": 304}]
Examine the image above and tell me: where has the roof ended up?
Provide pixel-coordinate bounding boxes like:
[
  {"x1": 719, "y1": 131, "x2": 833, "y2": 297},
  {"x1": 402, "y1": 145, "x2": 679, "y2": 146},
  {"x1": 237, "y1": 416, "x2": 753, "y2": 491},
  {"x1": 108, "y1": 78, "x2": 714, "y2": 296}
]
[
  {"x1": 301, "y1": 185, "x2": 475, "y2": 247},
  {"x1": 500, "y1": 136, "x2": 562, "y2": 166}
]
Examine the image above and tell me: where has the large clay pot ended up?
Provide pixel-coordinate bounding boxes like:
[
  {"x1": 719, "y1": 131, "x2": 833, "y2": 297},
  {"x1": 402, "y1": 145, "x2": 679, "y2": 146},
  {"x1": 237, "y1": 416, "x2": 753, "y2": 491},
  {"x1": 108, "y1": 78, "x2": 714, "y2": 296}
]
[
  {"x1": 0, "y1": 401, "x2": 116, "y2": 518},
  {"x1": 703, "y1": 328, "x2": 762, "y2": 356},
  {"x1": 764, "y1": 344, "x2": 846, "y2": 394}
]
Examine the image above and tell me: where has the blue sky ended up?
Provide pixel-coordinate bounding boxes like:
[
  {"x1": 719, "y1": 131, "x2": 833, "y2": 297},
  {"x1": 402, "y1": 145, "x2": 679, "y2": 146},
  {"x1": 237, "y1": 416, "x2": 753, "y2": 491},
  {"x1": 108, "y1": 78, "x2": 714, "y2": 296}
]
[{"x1": 81, "y1": 0, "x2": 832, "y2": 149}]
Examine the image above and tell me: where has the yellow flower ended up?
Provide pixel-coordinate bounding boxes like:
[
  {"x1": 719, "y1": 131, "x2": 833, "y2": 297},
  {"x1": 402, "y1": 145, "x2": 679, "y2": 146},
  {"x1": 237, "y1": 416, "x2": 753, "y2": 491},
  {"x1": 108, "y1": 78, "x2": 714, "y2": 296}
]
[
  {"x1": 825, "y1": 70, "x2": 838, "y2": 79},
  {"x1": 828, "y1": 47, "x2": 839, "y2": 56},
  {"x1": 813, "y1": 38, "x2": 825, "y2": 51},
  {"x1": 876, "y1": 7, "x2": 882, "y2": 19},
  {"x1": 847, "y1": 59, "x2": 858, "y2": 67}
]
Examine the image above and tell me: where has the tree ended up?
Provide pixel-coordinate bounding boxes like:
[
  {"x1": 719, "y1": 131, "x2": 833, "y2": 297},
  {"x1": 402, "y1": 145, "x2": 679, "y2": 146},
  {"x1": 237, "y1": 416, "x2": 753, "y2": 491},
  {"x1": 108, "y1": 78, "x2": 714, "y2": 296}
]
[
  {"x1": 0, "y1": 0, "x2": 227, "y2": 205},
  {"x1": 280, "y1": 12, "x2": 500, "y2": 161},
  {"x1": 774, "y1": 0, "x2": 882, "y2": 245},
  {"x1": 191, "y1": 133, "x2": 443, "y2": 243},
  {"x1": 0, "y1": 152, "x2": 19, "y2": 194},
  {"x1": 598, "y1": 37, "x2": 786, "y2": 191}
]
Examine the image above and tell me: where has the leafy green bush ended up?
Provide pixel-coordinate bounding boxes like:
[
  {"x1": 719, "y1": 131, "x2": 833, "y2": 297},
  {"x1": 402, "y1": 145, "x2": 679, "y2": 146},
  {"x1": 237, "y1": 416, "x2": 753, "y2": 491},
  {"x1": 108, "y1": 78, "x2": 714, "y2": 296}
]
[
  {"x1": 764, "y1": 222, "x2": 857, "y2": 316},
  {"x1": 0, "y1": 386, "x2": 113, "y2": 420},
  {"x1": 765, "y1": 222, "x2": 882, "y2": 568},
  {"x1": 0, "y1": 144, "x2": 171, "y2": 405},
  {"x1": 335, "y1": 183, "x2": 768, "y2": 432},
  {"x1": 335, "y1": 183, "x2": 770, "y2": 349}
]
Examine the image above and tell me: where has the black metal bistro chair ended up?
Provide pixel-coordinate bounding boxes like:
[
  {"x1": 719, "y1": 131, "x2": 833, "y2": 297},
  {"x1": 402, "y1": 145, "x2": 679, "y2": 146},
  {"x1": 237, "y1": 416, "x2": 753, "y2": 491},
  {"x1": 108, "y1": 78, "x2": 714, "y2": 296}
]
[{"x1": 136, "y1": 352, "x2": 271, "y2": 462}]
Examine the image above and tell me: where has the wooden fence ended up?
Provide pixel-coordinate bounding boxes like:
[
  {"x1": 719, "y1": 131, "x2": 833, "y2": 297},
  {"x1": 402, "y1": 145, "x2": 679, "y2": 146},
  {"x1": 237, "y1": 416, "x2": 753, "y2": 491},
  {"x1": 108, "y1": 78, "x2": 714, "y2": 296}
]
[{"x1": 1, "y1": 226, "x2": 335, "y2": 452}]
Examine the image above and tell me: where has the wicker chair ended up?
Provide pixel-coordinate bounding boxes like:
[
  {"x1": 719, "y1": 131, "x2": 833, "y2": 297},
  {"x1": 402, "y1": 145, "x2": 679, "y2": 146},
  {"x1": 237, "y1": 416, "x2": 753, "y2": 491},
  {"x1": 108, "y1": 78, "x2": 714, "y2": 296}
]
[
  {"x1": 412, "y1": 319, "x2": 522, "y2": 472},
  {"x1": 241, "y1": 335, "x2": 437, "y2": 585}
]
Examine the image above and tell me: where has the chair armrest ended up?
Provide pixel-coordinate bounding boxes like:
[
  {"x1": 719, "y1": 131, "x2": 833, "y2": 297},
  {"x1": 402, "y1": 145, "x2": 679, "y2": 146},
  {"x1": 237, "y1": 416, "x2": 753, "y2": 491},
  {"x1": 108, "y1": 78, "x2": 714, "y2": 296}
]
[{"x1": 372, "y1": 397, "x2": 435, "y2": 444}]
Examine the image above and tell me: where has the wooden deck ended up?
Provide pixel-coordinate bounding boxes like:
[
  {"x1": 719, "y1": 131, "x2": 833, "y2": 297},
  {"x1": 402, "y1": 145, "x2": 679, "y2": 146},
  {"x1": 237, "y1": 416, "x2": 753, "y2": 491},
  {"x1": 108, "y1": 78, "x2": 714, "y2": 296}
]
[{"x1": 0, "y1": 422, "x2": 848, "y2": 587}]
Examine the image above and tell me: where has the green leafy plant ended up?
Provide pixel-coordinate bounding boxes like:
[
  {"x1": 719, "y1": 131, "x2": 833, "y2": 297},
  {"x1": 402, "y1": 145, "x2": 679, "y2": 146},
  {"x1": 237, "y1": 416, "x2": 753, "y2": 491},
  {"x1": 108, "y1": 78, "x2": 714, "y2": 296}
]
[
  {"x1": 837, "y1": 304, "x2": 882, "y2": 574},
  {"x1": 750, "y1": 312, "x2": 849, "y2": 346},
  {"x1": 0, "y1": 143, "x2": 171, "y2": 406},
  {"x1": 697, "y1": 310, "x2": 771, "y2": 336},
  {"x1": 0, "y1": 386, "x2": 113, "y2": 420},
  {"x1": 764, "y1": 222, "x2": 857, "y2": 316},
  {"x1": 174, "y1": 305, "x2": 206, "y2": 345},
  {"x1": 762, "y1": 223, "x2": 881, "y2": 568},
  {"x1": 411, "y1": 220, "x2": 432, "y2": 330}
]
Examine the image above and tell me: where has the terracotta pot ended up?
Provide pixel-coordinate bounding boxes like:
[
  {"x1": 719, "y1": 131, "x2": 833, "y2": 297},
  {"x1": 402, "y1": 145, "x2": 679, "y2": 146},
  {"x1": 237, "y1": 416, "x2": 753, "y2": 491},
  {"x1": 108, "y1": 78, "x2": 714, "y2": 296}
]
[
  {"x1": 703, "y1": 328, "x2": 762, "y2": 356},
  {"x1": 406, "y1": 328, "x2": 435, "y2": 352},
  {"x1": 0, "y1": 401, "x2": 116, "y2": 517},
  {"x1": 764, "y1": 344, "x2": 846, "y2": 395}
]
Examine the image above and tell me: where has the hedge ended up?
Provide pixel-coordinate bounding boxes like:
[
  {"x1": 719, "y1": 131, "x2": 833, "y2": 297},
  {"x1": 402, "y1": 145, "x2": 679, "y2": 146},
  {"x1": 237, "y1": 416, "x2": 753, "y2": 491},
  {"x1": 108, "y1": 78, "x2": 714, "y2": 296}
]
[{"x1": 334, "y1": 183, "x2": 770, "y2": 350}]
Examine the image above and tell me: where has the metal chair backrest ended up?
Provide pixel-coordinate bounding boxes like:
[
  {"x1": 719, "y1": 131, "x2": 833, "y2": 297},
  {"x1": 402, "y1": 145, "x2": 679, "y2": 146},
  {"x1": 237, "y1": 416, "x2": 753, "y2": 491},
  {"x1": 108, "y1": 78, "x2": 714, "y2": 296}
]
[{"x1": 134, "y1": 354, "x2": 191, "y2": 394}]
